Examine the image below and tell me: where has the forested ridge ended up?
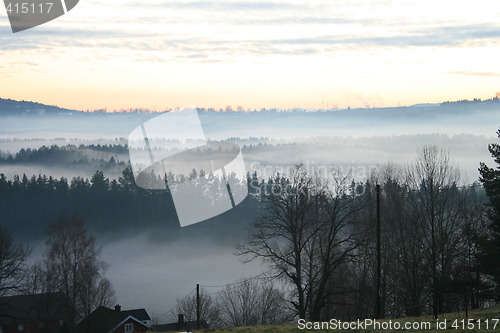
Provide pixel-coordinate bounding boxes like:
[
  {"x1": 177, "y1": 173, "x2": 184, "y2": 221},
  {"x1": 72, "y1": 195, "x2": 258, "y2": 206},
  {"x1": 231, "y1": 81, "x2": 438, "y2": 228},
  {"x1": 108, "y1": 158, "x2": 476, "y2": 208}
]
[
  {"x1": 0, "y1": 144, "x2": 128, "y2": 165},
  {"x1": 0, "y1": 167, "x2": 258, "y2": 240}
]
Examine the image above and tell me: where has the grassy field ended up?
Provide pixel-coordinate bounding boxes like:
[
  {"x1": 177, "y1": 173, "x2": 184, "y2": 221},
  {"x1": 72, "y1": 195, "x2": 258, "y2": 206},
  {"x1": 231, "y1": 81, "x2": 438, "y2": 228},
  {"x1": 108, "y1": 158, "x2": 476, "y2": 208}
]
[{"x1": 183, "y1": 305, "x2": 500, "y2": 332}]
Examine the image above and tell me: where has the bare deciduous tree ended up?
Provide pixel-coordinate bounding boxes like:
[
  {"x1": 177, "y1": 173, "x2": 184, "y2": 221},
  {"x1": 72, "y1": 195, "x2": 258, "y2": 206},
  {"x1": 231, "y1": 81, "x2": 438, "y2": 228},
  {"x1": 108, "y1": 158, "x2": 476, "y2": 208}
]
[
  {"x1": 406, "y1": 146, "x2": 465, "y2": 318},
  {"x1": 379, "y1": 166, "x2": 428, "y2": 317},
  {"x1": 238, "y1": 167, "x2": 316, "y2": 319},
  {"x1": 305, "y1": 169, "x2": 363, "y2": 320},
  {"x1": 0, "y1": 225, "x2": 30, "y2": 298},
  {"x1": 238, "y1": 166, "x2": 362, "y2": 320},
  {"x1": 217, "y1": 278, "x2": 290, "y2": 327},
  {"x1": 43, "y1": 216, "x2": 115, "y2": 322},
  {"x1": 171, "y1": 288, "x2": 221, "y2": 327}
]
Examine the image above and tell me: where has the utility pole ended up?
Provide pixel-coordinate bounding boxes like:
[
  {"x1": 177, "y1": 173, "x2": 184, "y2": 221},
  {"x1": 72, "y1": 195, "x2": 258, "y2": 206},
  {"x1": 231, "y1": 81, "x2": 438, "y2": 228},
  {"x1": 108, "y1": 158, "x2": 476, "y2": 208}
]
[
  {"x1": 196, "y1": 283, "x2": 200, "y2": 330},
  {"x1": 431, "y1": 180, "x2": 438, "y2": 320},
  {"x1": 464, "y1": 292, "x2": 468, "y2": 318},
  {"x1": 376, "y1": 184, "x2": 381, "y2": 319}
]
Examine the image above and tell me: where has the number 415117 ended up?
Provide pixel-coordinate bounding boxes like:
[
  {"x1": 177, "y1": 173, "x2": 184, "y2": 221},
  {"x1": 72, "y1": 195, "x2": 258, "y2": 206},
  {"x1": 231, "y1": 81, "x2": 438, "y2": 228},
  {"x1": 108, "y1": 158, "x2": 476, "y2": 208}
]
[
  {"x1": 451, "y1": 318, "x2": 499, "y2": 330},
  {"x1": 5, "y1": 2, "x2": 53, "y2": 14}
]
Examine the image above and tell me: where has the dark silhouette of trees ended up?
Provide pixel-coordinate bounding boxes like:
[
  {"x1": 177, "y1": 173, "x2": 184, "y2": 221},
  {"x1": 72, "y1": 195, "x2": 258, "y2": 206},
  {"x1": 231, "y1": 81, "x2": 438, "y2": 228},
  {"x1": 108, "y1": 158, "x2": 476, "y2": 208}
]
[
  {"x1": 452, "y1": 198, "x2": 491, "y2": 309},
  {"x1": 238, "y1": 167, "x2": 318, "y2": 320},
  {"x1": 0, "y1": 167, "x2": 180, "y2": 238},
  {"x1": 0, "y1": 226, "x2": 30, "y2": 298},
  {"x1": 171, "y1": 280, "x2": 290, "y2": 328},
  {"x1": 406, "y1": 146, "x2": 465, "y2": 318},
  {"x1": 171, "y1": 288, "x2": 221, "y2": 327},
  {"x1": 237, "y1": 147, "x2": 491, "y2": 322},
  {"x1": 90, "y1": 171, "x2": 109, "y2": 193},
  {"x1": 42, "y1": 216, "x2": 115, "y2": 323},
  {"x1": 238, "y1": 166, "x2": 363, "y2": 320},
  {"x1": 0, "y1": 141, "x2": 496, "y2": 324},
  {"x1": 479, "y1": 128, "x2": 500, "y2": 288},
  {"x1": 217, "y1": 278, "x2": 290, "y2": 327}
]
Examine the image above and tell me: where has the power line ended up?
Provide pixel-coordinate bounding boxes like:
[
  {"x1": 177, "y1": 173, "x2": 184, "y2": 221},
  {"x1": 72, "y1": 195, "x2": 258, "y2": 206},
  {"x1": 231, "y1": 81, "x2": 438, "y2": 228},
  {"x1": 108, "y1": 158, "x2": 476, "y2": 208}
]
[
  {"x1": 200, "y1": 270, "x2": 274, "y2": 289},
  {"x1": 157, "y1": 287, "x2": 196, "y2": 319},
  {"x1": 157, "y1": 270, "x2": 275, "y2": 319}
]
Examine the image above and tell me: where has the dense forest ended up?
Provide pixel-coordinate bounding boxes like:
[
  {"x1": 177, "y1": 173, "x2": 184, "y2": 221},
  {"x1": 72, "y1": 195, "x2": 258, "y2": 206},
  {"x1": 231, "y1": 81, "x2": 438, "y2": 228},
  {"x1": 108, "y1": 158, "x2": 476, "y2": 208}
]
[{"x1": 0, "y1": 165, "x2": 262, "y2": 241}]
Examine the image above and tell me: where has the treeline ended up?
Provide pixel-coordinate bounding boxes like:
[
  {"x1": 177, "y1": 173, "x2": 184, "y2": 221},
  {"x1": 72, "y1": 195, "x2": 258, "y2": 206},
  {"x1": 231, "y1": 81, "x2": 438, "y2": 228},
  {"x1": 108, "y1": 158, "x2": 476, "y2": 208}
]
[
  {"x1": 0, "y1": 144, "x2": 128, "y2": 164},
  {"x1": 0, "y1": 168, "x2": 176, "y2": 238},
  {"x1": 0, "y1": 167, "x2": 257, "y2": 239},
  {"x1": 441, "y1": 96, "x2": 500, "y2": 106},
  {"x1": 0, "y1": 97, "x2": 76, "y2": 115},
  {"x1": 237, "y1": 146, "x2": 498, "y2": 323},
  {"x1": 167, "y1": 279, "x2": 293, "y2": 328}
]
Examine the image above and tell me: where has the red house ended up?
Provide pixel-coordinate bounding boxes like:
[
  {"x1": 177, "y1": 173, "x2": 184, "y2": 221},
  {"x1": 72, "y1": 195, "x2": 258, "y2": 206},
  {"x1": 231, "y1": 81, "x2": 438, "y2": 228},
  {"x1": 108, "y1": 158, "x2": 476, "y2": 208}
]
[
  {"x1": 0, "y1": 292, "x2": 72, "y2": 333},
  {"x1": 75, "y1": 305, "x2": 151, "y2": 333}
]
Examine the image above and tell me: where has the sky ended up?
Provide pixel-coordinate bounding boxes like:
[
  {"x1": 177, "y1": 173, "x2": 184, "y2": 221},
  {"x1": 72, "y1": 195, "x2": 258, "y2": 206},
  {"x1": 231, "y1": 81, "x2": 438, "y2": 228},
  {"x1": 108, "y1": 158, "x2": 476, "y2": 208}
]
[{"x1": 0, "y1": 0, "x2": 500, "y2": 111}]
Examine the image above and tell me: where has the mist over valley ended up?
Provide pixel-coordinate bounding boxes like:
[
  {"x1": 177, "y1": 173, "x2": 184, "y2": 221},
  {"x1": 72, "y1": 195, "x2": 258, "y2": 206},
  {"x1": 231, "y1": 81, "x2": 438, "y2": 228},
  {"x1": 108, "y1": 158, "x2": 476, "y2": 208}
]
[{"x1": 0, "y1": 97, "x2": 498, "y2": 319}]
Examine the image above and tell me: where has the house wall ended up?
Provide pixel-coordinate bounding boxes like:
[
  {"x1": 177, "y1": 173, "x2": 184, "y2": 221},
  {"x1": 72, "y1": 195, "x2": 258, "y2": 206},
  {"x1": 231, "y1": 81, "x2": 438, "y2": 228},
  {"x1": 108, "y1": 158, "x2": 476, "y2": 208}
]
[
  {"x1": 1, "y1": 320, "x2": 62, "y2": 333},
  {"x1": 112, "y1": 318, "x2": 149, "y2": 333}
]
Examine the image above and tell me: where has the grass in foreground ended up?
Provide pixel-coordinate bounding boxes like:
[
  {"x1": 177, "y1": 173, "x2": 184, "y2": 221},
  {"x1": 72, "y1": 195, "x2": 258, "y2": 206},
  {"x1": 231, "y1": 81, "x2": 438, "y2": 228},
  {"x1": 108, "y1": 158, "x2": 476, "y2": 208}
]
[{"x1": 184, "y1": 304, "x2": 500, "y2": 332}]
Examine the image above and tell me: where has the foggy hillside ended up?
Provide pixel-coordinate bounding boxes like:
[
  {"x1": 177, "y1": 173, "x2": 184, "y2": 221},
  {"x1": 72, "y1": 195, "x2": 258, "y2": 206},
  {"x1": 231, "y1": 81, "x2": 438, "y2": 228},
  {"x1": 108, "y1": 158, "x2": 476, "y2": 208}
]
[
  {"x1": 0, "y1": 96, "x2": 499, "y2": 318},
  {"x1": 0, "y1": 97, "x2": 498, "y2": 140}
]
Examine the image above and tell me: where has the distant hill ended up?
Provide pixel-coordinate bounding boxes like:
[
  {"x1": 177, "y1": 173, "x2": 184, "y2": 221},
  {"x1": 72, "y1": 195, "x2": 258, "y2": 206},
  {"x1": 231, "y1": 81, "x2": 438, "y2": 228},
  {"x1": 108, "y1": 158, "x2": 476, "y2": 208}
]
[
  {"x1": 0, "y1": 95, "x2": 498, "y2": 117},
  {"x1": 0, "y1": 97, "x2": 81, "y2": 116}
]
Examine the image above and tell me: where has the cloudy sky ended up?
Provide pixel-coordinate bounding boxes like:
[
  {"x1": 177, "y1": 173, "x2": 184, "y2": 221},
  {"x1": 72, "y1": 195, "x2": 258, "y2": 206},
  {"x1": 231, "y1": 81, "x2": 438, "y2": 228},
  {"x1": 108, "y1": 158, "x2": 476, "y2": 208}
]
[{"x1": 1, "y1": 0, "x2": 499, "y2": 111}]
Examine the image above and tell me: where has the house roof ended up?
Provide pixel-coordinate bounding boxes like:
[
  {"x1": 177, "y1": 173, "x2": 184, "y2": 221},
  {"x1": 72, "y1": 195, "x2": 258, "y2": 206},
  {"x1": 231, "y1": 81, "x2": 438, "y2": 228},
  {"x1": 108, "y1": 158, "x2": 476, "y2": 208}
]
[
  {"x1": 0, "y1": 292, "x2": 70, "y2": 326},
  {"x1": 123, "y1": 308, "x2": 151, "y2": 322},
  {"x1": 75, "y1": 306, "x2": 150, "y2": 333},
  {"x1": 152, "y1": 319, "x2": 209, "y2": 332}
]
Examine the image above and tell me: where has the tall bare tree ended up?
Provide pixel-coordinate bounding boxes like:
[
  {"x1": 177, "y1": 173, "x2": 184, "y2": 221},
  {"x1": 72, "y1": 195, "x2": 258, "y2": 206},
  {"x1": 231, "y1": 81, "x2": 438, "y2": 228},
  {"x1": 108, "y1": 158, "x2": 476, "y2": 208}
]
[
  {"x1": 238, "y1": 167, "x2": 316, "y2": 319},
  {"x1": 0, "y1": 225, "x2": 30, "y2": 298},
  {"x1": 406, "y1": 145, "x2": 465, "y2": 318},
  {"x1": 238, "y1": 166, "x2": 362, "y2": 320},
  {"x1": 304, "y1": 169, "x2": 362, "y2": 320},
  {"x1": 43, "y1": 216, "x2": 115, "y2": 322},
  {"x1": 379, "y1": 166, "x2": 428, "y2": 317}
]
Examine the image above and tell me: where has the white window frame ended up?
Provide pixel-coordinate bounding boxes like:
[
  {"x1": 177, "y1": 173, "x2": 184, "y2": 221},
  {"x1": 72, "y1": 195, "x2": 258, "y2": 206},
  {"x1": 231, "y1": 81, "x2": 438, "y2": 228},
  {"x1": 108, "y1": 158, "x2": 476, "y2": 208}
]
[{"x1": 124, "y1": 323, "x2": 134, "y2": 332}]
